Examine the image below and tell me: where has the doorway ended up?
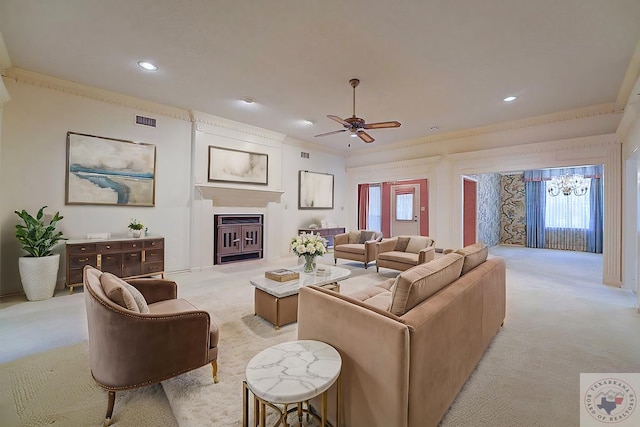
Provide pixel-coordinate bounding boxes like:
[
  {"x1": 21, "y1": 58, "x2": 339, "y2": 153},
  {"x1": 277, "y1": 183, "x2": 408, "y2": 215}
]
[
  {"x1": 391, "y1": 183, "x2": 420, "y2": 236},
  {"x1": 463, "y1": 177, "x2": 477, "y2": 246}
]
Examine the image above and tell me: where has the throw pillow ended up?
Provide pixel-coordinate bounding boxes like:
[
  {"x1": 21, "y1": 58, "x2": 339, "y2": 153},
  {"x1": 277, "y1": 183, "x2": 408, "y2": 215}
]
[
  {"x1": 348, "y1": 232, "x2": 360, "y2": 244},
  {"x1": 100, "y1": 273, "x2": 140, "y2": 312},
  {"x1": 455, "y1": 242, "x2": 488, "y2": 275},
  {"x1": 405, "y1": 236, "x2": 433, "y2": 254},
  {"x1": 359, "y1": 231, "x2": 375, "y2": 244},
  {"x1": 395, "y1": 236, "x2": 411, "y2": 252},
  {"x1": 389, "y1": 253, "x2": 464, "y2": 316},
  {"x1": 124, "y1": 283, "x2": 150, "y2": 314}
]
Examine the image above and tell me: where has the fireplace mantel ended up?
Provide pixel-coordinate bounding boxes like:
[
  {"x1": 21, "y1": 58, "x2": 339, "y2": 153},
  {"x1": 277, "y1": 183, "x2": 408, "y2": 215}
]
[{"x1": 196, "y1": 185, "x2": 284, "y2": 208}]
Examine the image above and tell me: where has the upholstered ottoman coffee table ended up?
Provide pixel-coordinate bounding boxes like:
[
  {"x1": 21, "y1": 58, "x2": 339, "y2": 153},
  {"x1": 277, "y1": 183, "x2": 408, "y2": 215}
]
[
  {"x1": 250, "y1": 265, "x2": 350, "y2": 329},
  {"x1": 243, "y1": 340, "x2": 342, "y2": 427}
]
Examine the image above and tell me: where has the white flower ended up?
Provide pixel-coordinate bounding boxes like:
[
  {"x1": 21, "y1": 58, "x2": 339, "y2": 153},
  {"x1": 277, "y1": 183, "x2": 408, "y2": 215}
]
[{"x1": 290, "y1": 232, "x2": 327, "y2": 257}]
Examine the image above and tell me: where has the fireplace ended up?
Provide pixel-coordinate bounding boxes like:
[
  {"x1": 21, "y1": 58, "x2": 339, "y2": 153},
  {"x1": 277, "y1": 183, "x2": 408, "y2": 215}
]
[{"x1": 214, "y1": 214, "x2": 263, "y2": 264}]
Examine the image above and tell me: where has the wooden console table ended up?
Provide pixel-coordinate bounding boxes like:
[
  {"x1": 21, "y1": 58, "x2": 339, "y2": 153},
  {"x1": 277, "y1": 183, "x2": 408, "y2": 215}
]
[
  {"x1": 65, "y1": 236, "x2": 165, "y2": 294},
  {"x1": 297, "y1": 227, "x2": 346, "y2": 248}
]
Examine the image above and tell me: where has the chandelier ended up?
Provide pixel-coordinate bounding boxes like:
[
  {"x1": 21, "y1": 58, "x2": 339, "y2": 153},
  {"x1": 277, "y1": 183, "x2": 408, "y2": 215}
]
[{"x1": 547, "y1": 174, "x2": 589, "y2": 197}]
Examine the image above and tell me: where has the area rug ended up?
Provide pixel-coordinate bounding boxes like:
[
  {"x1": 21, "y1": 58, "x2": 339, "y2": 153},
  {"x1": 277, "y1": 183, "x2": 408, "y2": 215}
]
[{"x1": 160, "y1": 273, "x2": 388, "y2": 427}]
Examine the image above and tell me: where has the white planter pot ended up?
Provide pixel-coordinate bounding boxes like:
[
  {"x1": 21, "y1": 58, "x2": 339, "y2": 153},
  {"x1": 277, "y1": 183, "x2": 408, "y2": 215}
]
[{"x1": 18, "y1": 254, "x2": 60, "y2": 301}]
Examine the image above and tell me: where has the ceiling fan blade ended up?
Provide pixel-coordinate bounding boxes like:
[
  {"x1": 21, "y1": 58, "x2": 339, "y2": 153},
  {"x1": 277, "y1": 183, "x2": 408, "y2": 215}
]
[
  {"x1": 363, "y1": 121, "x2": 401, "y2": 129},
  {"x1": 357, "y1": 131, "x2": 375, "y2": 143},
  {"x1": 314, "y1": 129, "x2": 347, "y2": 137},
  {"x1": 327, "y1": 115, "x2": 351, "y2": 127}
]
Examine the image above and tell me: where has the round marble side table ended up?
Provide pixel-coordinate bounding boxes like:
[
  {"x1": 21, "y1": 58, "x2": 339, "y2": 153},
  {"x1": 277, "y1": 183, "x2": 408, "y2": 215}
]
[{"x1": 243, "y1": 340, "x2": 342, "y2": 427}]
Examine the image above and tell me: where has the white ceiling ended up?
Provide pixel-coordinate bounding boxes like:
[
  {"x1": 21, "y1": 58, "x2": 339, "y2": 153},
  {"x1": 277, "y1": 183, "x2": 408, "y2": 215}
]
[{"x1": 1, "y1": 0, "x2": 639, "y2": 151}]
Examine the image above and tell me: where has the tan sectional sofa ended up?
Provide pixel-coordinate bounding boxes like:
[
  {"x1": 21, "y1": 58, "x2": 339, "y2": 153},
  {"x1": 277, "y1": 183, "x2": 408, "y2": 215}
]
[
  {"x1": 298, "y1": 242, "x2": 505, "y2": 427},
  {"x1": 375, "y1": 235, "x2": 436, "y2": 272}
]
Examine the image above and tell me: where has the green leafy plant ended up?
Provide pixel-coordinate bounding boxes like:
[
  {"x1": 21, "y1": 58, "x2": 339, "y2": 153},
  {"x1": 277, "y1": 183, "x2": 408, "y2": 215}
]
[
  {"x1": 128, "y1": 219, "x2": 144, "y2": 230},
  {"x1": 15, "y1": 206, "x2": 65, "y2": 257}
]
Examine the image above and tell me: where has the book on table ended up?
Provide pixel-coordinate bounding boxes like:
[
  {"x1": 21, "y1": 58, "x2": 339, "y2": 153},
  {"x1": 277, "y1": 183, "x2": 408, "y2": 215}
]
[{"x1": 265, "y1": 269, "x2": 299, "y2": 282}]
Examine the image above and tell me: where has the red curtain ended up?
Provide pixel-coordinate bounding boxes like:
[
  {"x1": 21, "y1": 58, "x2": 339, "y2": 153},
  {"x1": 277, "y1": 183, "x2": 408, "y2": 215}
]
[{"x1": 358, "y1": 184, "x2": 369, "y2": 229}]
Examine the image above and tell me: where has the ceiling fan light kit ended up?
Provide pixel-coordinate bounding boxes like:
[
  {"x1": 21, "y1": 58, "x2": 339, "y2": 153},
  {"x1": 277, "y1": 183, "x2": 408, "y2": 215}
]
[{"x1": 315, "y1": 78, "x2": 401, "y2": 144}]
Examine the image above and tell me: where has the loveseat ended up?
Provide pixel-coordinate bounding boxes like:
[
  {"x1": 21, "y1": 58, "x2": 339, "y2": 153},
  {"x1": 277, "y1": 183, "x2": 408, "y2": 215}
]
[
  {"x1": 333, "y1": 230, "x2": 384, "y2": 268},
  {"x1": 298, "y1": 242, "x2": 505, "y2": 427},
  {"x1": 375, "y1": 235, "x2": 436, "y2": 272}
]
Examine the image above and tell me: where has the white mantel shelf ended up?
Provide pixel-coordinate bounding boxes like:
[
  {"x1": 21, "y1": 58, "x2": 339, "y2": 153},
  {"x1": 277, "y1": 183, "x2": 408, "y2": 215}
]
[{"x1": 195, "y1": 185, "x2": 283, "y2": 207}]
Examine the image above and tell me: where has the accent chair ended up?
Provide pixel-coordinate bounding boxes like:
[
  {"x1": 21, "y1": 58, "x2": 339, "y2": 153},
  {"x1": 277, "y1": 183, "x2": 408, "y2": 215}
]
[
  {"x1": 376, "y1": 235, "x2": 436, "y2": 272},
  {"x1": 83, "y1": 266, "x2": 219, "y2": 426},
  {"x1": 333, "y1": 230, "x2": 384, "y2": 268}
]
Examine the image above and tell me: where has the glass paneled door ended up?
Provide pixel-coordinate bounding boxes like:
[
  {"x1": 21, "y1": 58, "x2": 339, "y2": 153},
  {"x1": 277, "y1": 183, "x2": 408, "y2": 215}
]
[{"x1": 391, "y1": 184, "x2": 420, "y2": 236}]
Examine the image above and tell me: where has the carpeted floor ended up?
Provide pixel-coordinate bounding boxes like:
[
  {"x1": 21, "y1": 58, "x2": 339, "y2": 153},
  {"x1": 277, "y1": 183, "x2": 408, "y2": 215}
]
[{"x1": 0, "y1": 247, "x2": 639, "y2": 426}]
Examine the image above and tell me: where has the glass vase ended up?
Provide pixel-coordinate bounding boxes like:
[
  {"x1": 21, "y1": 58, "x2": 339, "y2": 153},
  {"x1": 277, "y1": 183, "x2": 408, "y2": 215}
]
[{"x1": 303, "y1": 255, "x2": 316, "y2": 273}]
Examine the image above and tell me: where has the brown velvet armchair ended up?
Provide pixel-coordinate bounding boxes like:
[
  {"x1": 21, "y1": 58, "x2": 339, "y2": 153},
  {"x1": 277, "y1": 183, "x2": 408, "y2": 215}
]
[
  {"x1": 333, "y1": 230, "x2": 384, "y2": 268},
  {"x1": 83, "y1": 266, "x2": 219, "y2": 426}
]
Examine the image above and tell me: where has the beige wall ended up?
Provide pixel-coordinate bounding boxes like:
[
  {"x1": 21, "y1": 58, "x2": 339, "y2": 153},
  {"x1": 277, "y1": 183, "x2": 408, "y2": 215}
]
[{"x1": 0, "y1": 72, "x2": 348, "y2": 295}]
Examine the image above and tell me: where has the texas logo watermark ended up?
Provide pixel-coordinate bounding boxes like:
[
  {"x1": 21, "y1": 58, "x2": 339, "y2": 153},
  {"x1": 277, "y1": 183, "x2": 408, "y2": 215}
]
[{"x1": 581, "y1": 374, "x2": 639, "y2": 426}]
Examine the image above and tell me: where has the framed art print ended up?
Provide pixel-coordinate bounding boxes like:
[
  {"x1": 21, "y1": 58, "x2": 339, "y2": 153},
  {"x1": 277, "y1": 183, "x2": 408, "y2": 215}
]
[
  {"x1": 208, "y1": 146, "x2": 268, "y2": 185},
  {"x1": 298, "y1": 170, "x2": 334, "y2": 209},
  {"x1": 65, "y1": 132, "x2": 156, "y2": 206}
]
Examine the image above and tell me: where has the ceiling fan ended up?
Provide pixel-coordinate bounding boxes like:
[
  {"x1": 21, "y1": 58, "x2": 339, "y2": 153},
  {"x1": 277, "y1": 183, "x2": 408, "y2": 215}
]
[{"x1": 315, "y1": 78, "x2": 401, "y2": 143}]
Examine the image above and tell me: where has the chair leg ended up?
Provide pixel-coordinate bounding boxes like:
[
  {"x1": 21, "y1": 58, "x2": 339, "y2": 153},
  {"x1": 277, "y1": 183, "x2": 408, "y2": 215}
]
[
  {"x1": 212, "y1": 360, "x2": 219, "y2": 383},
  {"x1": 376, "y1": 266, "x2": 379, "y2": 272},
  {"x1": 334, "y1": 259, "x2": 337, "y2": 265},
  {"x1": 104, "y1": 390, "x2": 115, "y2": 427},
  {"x1": 364, "y1": 262, "x2": 368, "y2": 269}
]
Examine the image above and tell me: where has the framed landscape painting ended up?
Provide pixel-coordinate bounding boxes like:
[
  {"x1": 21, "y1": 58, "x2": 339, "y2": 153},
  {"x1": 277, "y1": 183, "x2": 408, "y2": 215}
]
[
  {"x1": 65, "y1": 132, "x2": 156, "y2": 206},
  {"x1": 298, "y1": 170, "x2": 334, "y2": 209},
  {"x1": 208, "y1": 146, "x2": 268, "y2": 185}
]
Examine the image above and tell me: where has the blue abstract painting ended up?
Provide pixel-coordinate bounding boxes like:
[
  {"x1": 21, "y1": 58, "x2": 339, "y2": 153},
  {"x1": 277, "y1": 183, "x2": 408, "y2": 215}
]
[{"x1": 66, "y1": 132, "x2": 156, "y2": 206}]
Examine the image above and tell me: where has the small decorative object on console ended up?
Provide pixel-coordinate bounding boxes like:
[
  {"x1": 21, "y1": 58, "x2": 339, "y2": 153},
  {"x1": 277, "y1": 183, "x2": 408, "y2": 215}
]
[
  {"x1": 128, "y1": 219, "x2": 145, "y2": 238},
  {"x1": 265, "y1": 269, "x2": 299, "y2": 282}
]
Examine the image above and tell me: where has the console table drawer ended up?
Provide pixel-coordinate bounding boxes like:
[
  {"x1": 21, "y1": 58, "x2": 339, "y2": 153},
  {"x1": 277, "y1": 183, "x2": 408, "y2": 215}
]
[
  {"x1": 96, "y1": 242, "x2": 121, "y2": 252},
  {"x1": 68, "y1": 244, "x2": 96, "y2": 255},
  {"x1": 69, "y1": 254, "x2": 97, "y2": 268},
  {"x1": 145, "y1": 249, "x2": 164, "y2": 263},
  {"x1": 68, "y1": 268, "x2": 84, "y2": 285},
  {"x1": 122, "y1": 241, "x2": 143, "y2": 250},
  {"x1": 144, "y1": 239, "x2": 164, "y2": 249},
  {"x1": 143, "y1": 262, "x2": 164, "y2": 275}
]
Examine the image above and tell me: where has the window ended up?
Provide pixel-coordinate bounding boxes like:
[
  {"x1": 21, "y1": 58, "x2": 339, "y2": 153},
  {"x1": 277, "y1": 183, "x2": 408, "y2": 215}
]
[
  {"x1": 395, "y1": 193, "x2": 414, "y2": 221},
  {"x1": 367, "y1": 185, "x2": 382, "y2": 232},
  {"x1": 544, "y1": 180, "x2": 591, "y2": 229}
]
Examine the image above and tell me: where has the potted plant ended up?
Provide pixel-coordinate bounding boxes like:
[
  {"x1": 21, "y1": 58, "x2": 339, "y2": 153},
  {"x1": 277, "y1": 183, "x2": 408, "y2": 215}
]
[
  {"x1": 128, "y1": 219, "x2": 145, "y2": 238},
  {"x1": 15, "y1": 206, "x2": 65, "y2": 301}
]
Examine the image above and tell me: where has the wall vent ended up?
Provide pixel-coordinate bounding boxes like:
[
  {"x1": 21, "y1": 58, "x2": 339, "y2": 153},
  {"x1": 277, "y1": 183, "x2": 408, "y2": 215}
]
[
  {"x1": 135, "y1": 115, "x2": 157, "y2": 127},
  {"x1": 301, "y1": 152, "x2": 310, "y2": 159}
]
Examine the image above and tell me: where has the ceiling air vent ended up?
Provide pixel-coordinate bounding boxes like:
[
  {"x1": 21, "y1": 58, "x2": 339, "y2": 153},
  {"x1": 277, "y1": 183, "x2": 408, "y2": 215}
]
[
  {"x1": 301, "y1": 152, "x2": 310, "y2": 159},
  {"x1": 135, "y1": 115, "x2": 157, "y2": 128}
]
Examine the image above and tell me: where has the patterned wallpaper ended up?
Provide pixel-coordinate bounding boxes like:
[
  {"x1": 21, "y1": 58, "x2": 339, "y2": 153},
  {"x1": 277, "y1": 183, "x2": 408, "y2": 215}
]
[
  {"x1": 468, "y1": 173, "x2": 501, "y2": 246},
  {"x1": 500, "y1": 173, "x2": 526, "y2": 245}
]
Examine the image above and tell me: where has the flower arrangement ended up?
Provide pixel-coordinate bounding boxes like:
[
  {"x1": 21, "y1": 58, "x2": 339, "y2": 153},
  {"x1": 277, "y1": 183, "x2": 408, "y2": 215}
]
[
  {"x1": 128, "y1": 219, "x2": 144, "y2": 230},
  {"x1": 290, "y1": 233, "x2": 327, "y2": 257}
]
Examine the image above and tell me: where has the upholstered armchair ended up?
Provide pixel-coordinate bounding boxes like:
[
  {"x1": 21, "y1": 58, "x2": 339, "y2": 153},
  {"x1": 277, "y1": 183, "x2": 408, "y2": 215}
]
[
  {"x1": 83, "y1": 266, "x2": 219, "y2": 426},
  {"x1": 333, "y1": 230, "x2": 384, "y2": 268},
  {"x1": 376, "y1": 235, "x2": 436, "y2": 272}
]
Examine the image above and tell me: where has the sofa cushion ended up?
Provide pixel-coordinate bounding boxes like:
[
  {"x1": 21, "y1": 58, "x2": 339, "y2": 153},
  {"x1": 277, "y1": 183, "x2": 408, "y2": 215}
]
[
  {"x1": 377, "y1": 251, "x2": 419, "y2": 265},
  {"x1": 359, "y1": 230, "x2": 376, "y2": 244},
  {"x1": 100, "y1": 273, "x2": 140, "y2": 312},
  {"x1": 335, "y1": 243, "x2": 366, "y2": 255},
  {"x1": 348, "y1": 231, "x2": 360, "y2": 244},
  {"x1": 455, "y1": 242, "x2": 489, "y2": 275},
  {"x1": 389, "y1": 253, "x2": 464, "y2": 316},
  {"x1": 405, "y1": 236, "x2": 433, "y2": 254},
  {"x1": 347, "y1": 285, "x2": 393, "y2": 311},
  {"x1": 124, "y1": 282, "x2": 150, "y2": 314},
  {"x1": 395, "y1": 236, "x2": 411, "y2": 252}
]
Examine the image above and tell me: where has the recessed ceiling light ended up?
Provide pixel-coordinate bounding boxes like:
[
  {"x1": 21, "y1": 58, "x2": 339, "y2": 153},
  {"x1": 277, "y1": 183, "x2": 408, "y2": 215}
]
[
  {"x1": 242, "y1": 96, "x2": 255, "y2": 104},
  {"x1": 303, "y1": 119, "x2": 314, "y2": 125},
  {"x1": 503, "y1": 96, "x2": 517, "y2": 102},
  {"x1": 137, "y1": 61, "x2": 158, "y2": 71}
]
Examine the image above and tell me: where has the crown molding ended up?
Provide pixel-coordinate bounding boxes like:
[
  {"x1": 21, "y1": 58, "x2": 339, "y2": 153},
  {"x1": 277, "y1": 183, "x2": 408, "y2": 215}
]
[
  {"x1": 192, "y1": 110, "x2": 286, "y2": 143},
  {"x1": 349, "y1": 102, "x2": 619, "y2": 157},
  {"x1": 2, "y1": 67, "x2": 191, "y2": 121},
  {"x1": 448, "y1": 134, "x2": 618, "y2": 164},
  {"x1": 347, "y1": 155, "x2": 441, "y2": 176},
  {"x1": 616, "y1": 74, "x2": 640, "y2": 142}
]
